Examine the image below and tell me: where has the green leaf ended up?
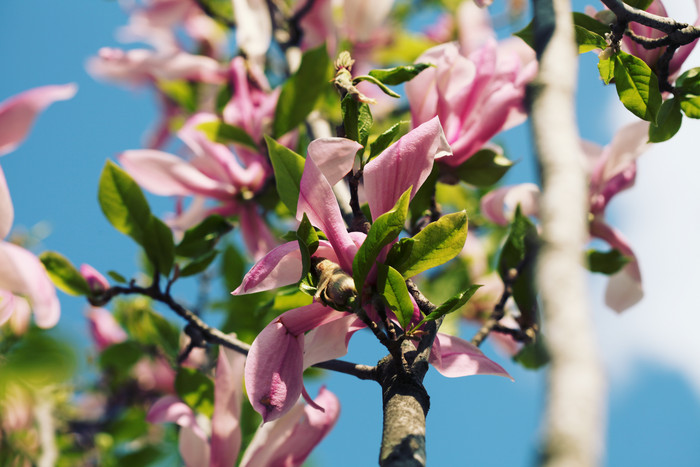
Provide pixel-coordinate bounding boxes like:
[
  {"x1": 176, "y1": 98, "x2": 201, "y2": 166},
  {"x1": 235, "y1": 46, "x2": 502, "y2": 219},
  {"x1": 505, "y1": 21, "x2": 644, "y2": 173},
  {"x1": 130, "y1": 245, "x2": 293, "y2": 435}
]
[
  {"x1": 394, "y1": 211, "x2": 468, "y2": 278},
  {"x1": 116, "y1": 303, "x2": 180, "y2": 358},
  {"x1": 39, "y1": 251, "x2": 90, "y2": 296},
  {"x1": 195, "y1": 120, "x2": 258, "y2": 150},
  {"x1": 175, "y1": 367, "x2": 215, "y2": 418},
  {"x1": 513, "y1": 338, "x2": 550, "y2": 369},
  {"x1": 98, "y1": 160, "x2": 152, "y2": 245},
  {"x1": 352, "y1": 188, "x2": 411, "y2": 292},
  {"x1": 297, "y1": 213, "x2": 319, "y2": 280},
  {"x1": 409, "y1": 165, "x2": 438, "y2": 227},
  {"x1": 265, "y1": 135, "x2": 305, "y2": 215},
  {"x1": 142, "y1": 216, "x2": 175, "y2": 276},
  {"x1": 352, "y1": 75, "x2": 401, "y2": 98},
  {"x1": 598, "y1": 52, "x2": 615, "y2": 85},
  {"x1": 99, "y1": 341, "x2": 142, "y2": 373},
  {"x1": 175, "y1": 214, "x2": 233, "y2": 258},
  {"x1": 410, "y1": 285, "x2": 482, "y2": 331},
  {"x1": 368, "y1": 63, "x2": 432, "y2": 85},
  {"x1": 455, "y1": 148, "x2": 514, "y2": 186},
  {"x1": 157, "y1": 80, "x2": 198, "y2": 113},
  {"x1": 649, "y1": 97, "x2": 682, "y2": 142},
  {"x1": 623, "y1": 0, "x2": 654, "y2": 10},
  {"x1": 498, "y1": 207, "x2": 539, "y2": 326},
  {"x1": 586, "y1": 248, "x2": 631, "y2": 275},
  {"x1": 107, "y1": 270, "x2": 127, "y2": 284},
  {"x1": 341, "y1": 94, "x2": 373, "y2": 150},
  {"x1": 273, "y1": 44, "x2": 331, "y2": 137},
  {"x1": 516, "y1": 13, "x2": 609, "y2": 53},
  {"x1": 680, "y1": 95, "x2": 700, "y2": 118},
  {"x1": 179, "y1": 249, "x2": 219, "y2": 277},
  {"x1": 368, "y1": 121, "x2": 405, "y2": 161},
  {"x1": 676, "y1": 67, "x2": 700, "y2": 94},
  {"x1": 376, "y1": 264, "x2": 414, "y2": 329},
  {"x1": 614, "y1": 51, "x2": 662, "y2": 122}
]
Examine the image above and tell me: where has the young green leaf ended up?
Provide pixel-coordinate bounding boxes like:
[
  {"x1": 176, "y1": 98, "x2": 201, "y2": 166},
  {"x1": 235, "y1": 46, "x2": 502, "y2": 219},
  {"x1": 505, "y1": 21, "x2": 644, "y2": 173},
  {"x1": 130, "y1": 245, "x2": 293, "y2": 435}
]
[
  {"x1": 353, "y1": 187, "x2": 411, "y2": 292},
  {"x1": 98, "y1": 160, "x2": 152, "y2": 245},
  {"x1": 394, "y1": 211, "x2": 468, "y2": 278},
  {"x1": 297, "y1": 213, "x2": 319, "y2": 280},
  {"x1": 39, "y1": 251, "x2": 91, "y2": 296},
  {"x1": 623, "y1": 0, "x2": 653, "y2": 10},
  {"x1": 273, "y1": 44, "x2": 331, "y2": 137},
  {"x1": 516, "y1": 13, "x2": 609, "y2": 53},
  {"x1": 368, "y1": 63, "x2": 432, "y2": 85},
  {"x1": 455, "y1": 148, "x2": 514, "y2": 186},
  {"x1": 179, "y1": 249, "x2": 219, "y2": 277},
  {"x1": 265, "y1": 135, "x2": 305, "y2": 215},
  {"x1": 586, "y1": 248, "x2": 631, "y2": 275},
  {"x1": 598, "y1": 51, "x2": 615, "y2": 85},
  {"x1": 142, "y1": 215, "x2": 175, "y2": 276},
  {"x1": 195, "y1": 120, "x2": 258, "y2": 150},
  {"x1": 368, "y1": 121, "x2": 405, "y2": 161},
  {"x1": 513, "y1": 338, "x2": 550, "y2": 369},
  {"x1": 352, "y1": 75, "x2": 401, "y2": 98},
  {"x1": 676, "y1": 67, "x2": 700, "y2": 94},
  {"x1": 175, "y1": 214, "x2": 233, "y2": 258},
  {"x1": 649, "y1": 97, "x2": 682, "y2": 142},
  {"x1": 376, "y1": 263, "x2": 414, "y2": 330},
  {"x1": 342, "y1": 94, "x2": 373, "y2": 150},
  {"x1": 410, "y1": 284, "x2": 482, "y2": 332},
  {"x1": 614, "y1": 51, "x2": 662, "y2": 122},
  {"x1": 175, "y1": 367, "x2": 215, "y2": 418},
  {"x1": 680, "y1": 95, "x2": 700, "y2": 118},
  {"x1": 108, "y1": 270, "x2": 127, "y2": 284}
]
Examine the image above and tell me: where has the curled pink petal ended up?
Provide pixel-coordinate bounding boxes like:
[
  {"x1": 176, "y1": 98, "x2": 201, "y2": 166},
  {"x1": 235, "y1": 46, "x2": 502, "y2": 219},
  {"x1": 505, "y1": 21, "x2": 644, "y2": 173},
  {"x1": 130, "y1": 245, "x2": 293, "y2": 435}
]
[
  {"x1": 430, "y1": 332, "x2": 512, "y2": 380},
  {"x1": 119, "y1": 149, "x2": 233, "y2": 198},
  {"x1": 307, "y1": 138, "x2": 363, "y2": 186},
  {"x1": 244, "y1": 317, "x2": 305, "y2": 422},
  {"x1": 480, "y1": 183, "x2": 540, "y2": 226},
  {"x1": 0, "y1": 84, "x2": 77, "y2": 156},
  {"x1": 240, "y1": 387, "x2": 341, "y2": 467},
  {"x1": 364, "y1": 117, "x2": 451, "y2": 220},
  {"x1": 86, "y1": 307, "x2": 127, "y2": 351},
  {"x1": 298, "y1": 156, "x2": 358, "y2": 271},
  {"x1": 0, "y1": 166, "x2": 13, "y2": 240},
  {"x1": 302, "y1": 314, "x2": 365, "y2": 368},
  {"x1": 0, "y1": 242, "x2": 60, "y2": 328},
  {"x1": 80, "y1": 264, "x2": 110, "y2": 294},
  {"x1": 211, "y1": 346, "x2": 245, "y2": 467},
  {"x1": 233, "y1": 241, "x2": 302, "y2": 294}
]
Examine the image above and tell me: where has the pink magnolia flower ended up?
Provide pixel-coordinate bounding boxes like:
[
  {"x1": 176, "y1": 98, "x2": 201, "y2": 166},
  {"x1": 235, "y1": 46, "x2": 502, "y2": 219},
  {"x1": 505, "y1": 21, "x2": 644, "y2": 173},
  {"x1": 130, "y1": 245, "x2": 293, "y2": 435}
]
[
  {"x1": 234, "y1": 117, "x2": 511, "y2": 421},
  {"x1": 148, "y1": 347, "x2": 339, "y2": 466},
  {"x1": 481, "y1": 122, "x2": 651, "y2": 312},
  {"x1": 119, "y1": 111, "x2": 276, "y2": 259},
  {"x1": 80, "y1": 264, "x2": 110, "y2": 294},
  {"x1": 0, "y1": 85, "x2": 74, "y2": 329},
  {"x1": 86, "y1": 307, "x2": 128, "y2": 351},
  {"x1": 591, "y1": 0, "x2": 700, "y2": 76},
  {"x1": 406, "y1": 3, "x2": 536, "y2": 166}
]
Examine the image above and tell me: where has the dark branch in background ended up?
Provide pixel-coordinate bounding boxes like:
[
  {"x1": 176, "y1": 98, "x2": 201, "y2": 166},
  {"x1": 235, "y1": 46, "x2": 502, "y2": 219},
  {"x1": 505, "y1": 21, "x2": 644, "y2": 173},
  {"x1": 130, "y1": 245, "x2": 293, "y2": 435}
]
[
  {"x1": 90, "y1": 277, "x2": 378, "y2": 381},
  {"x1": 192, "y1": 0, "x2": 236, "y2": 28},
  {"x1": 600, "y1": 0, "x2": 700, "y2": 92},
  {"x1": 348, "y1": 171, "x2": 371, "y2": 233}
]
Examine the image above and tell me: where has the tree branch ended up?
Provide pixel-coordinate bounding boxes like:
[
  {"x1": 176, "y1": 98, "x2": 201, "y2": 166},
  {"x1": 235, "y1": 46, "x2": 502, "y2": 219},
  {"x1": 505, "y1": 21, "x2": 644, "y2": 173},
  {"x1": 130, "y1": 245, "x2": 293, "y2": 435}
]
[{"x1": 529, "y1": 0, "x2": 605, "y2": 466}]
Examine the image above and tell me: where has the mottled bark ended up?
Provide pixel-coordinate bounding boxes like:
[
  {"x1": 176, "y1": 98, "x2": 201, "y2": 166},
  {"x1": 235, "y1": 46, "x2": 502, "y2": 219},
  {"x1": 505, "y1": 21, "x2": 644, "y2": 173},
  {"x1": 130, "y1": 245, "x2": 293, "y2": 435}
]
[{"x1": 529, "y1": 1, "x2": 605, "y2": 466}]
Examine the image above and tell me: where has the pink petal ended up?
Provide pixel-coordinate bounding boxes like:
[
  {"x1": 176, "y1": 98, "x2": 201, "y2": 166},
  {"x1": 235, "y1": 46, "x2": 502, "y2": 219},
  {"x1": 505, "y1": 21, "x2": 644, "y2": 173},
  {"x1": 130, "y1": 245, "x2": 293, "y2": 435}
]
[
  {"x1": 241, "y1": 387, "x2": 340, "y2": 467},
  {"x1": 302, "y1": 314, "x2": 365, "y2": 368},
  {"x1": 119, "y1": 149, "x2": 233, "y2": 198},
  {"x1": 211, "y1": 346, "x2": 245, "y2": 467},
  {"x1": 279, "y1": 302, "x2": 350, "y2": 336},
  {"x1": 238, "y1": 203, "x2": 278, "y2": 261},
  {"x1": 147, "y1": 396, "x2": 211, "y2": 467},
  {"x1": 0, "y1": 242, "x2": 60, "y2": 328},
  {"x1": 590, "y1": 219, "x2": 643, "y2": 312},
  {"x1": 457, "y1": 1, "x2": 495, "y2": 56},
  {"x1": 343, "y1": 0, "x2": 394, "y2": 42},
  {"x1": 0, "y1": 84, "x2": 77, "y2": 156},
  {"x1": 0, "y1": 166, "x2": 13, "y2": 240},
  {"x1": 480, "y1": 183, "x2": 540, "y2": 226},
  {"x1": 307, "y1": 138, "x2": 363, "y2": 186},
  {"x1": 245, "y1": 318, "x2": 305, "y2": 422},
  {"x1": 297, "y1": 156, "x2": 358, "y2": 272},
  {"x1": 405, "y1": 45, "x2": 444, "y2": 127},
  {"x1": 86, "y1": 307, "x2": 127, "y2": 351},
  {"x1": 429, "y1": 332, "x2": 513, "y2": 379},
  {"x1": 80, "y1": 264, "x2": 110, "y2": 294},
  {"x1": 364, "y1": 117, "x2": 451, "y2": 220},
  {"x1": 297, "y1": 0, "x2": 336, "y2": 53},
  {"x1": 0, "y1": 290, "x2": 16, "y2": 326},
  {"x1": 591, "y1": 121, "x2": 650, "y2": 191},
  {"x1": 232, "y1": 241, "x2": 302, "y2": 294}
]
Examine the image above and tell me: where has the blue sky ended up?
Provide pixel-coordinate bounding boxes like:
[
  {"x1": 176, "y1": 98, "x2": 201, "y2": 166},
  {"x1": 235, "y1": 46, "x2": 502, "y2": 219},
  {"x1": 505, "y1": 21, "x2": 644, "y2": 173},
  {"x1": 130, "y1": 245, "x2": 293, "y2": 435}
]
[{"x1": 2, "y1": 1, "x2": 700, "y2": 465}]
